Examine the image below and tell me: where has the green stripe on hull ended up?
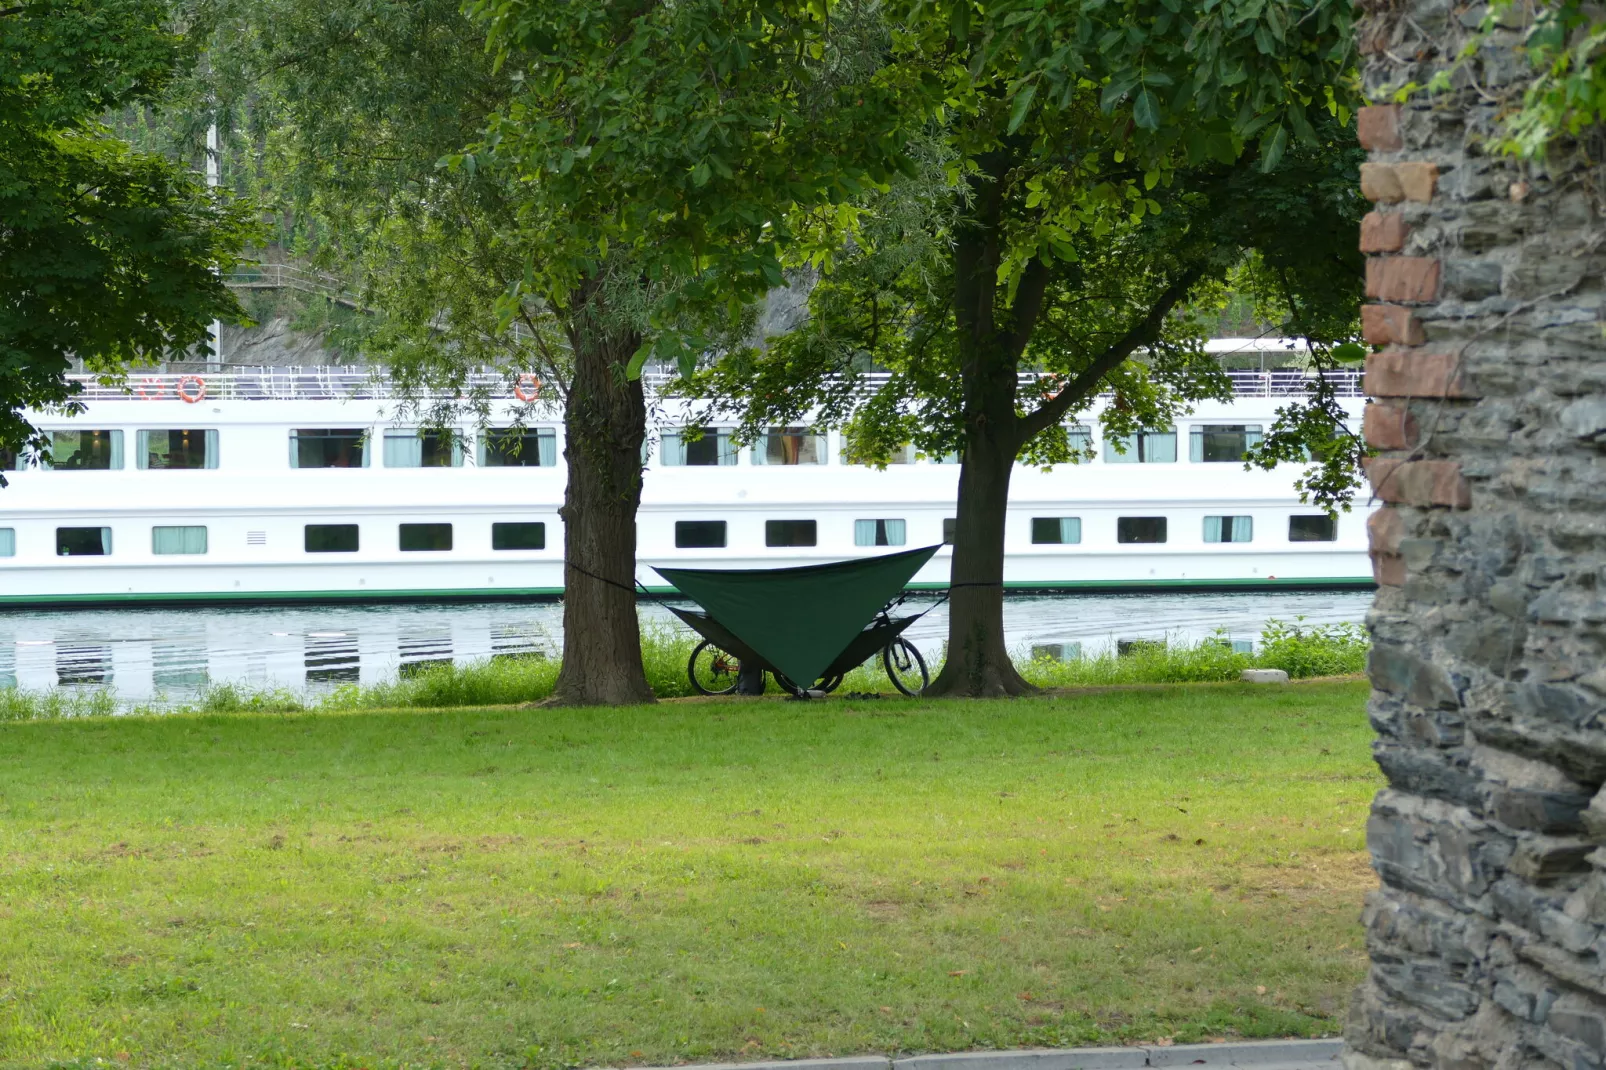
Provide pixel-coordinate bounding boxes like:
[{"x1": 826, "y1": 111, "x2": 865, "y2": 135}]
[{"x1": 0, "y1": 575, "x2": 1374, "y2": 608}]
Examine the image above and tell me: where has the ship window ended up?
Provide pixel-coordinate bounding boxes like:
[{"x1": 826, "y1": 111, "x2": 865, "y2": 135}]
[
  {"x1": 480, "y1": 428, "x2": 557, "y2": 467},
  {"x1": 1031, "y1": 517, "x2": 1082, "y2": 545},
  {"x1": 1104, "y1": 429, "x2": 1176, "y2": 464},
  {"x1": 1117, "y1": 517, "x2": 1167, "y2": 544},
  {"x1": 1066, "y1": 425, "x2": 1093, "y2": 455},
  {"x1": 45, "y1": 430, "x2": 123, "y2": 470},
  {"x1": 753, "y1": 427, "x2": 825, "y2": 466},
  {"x1": 1189, "y1": 424, "x2": 1263, "y2": 463},
  {"x1": 1203, "y1": 516, "x2": 1253, "y2": 543},
  {"x1": 152, "y1": 526, "x2": 207, "y2": 555},
  {"x1": 0, "y1": 528, "x2": 13, "y2": 557},
  {"x1": 137, "y1": 429, "x2": 218, "y2": 469},
  {"x1": 843, "y1": 443, "x2": 914, "y2": 466},
  {"x1": 290, "y1": 429, "x2": 368, "y2": 469},
  {"x1": 676, "y1": 520, "x2": 727, "y2": 548},
  {"x1": 384, "y1": 429, "x2": 463, "y2": 468},
  {"x1": 57, "y1": 526, "x2": 112, "y2": 556},
  {"x1": 492, "y1": 522, "x2": 546, "y2": 550},
  {"x1": 943, "y1": 518, "x2": 956, "y2": 544},
  {"x1": 1289, "y1": 514, "x2": 1338, "y2": 542},
  {"x1": 854, "y1": 519, "x2": 907, "y2": 546},
  {"x1": 305, "y1": 524, "x2": 359, "y2": 553},
  {"x1": 766, "y1": 520, "x2": 817, "y2": 547},
  {"x1": 661, "y1": 428, "x2": 737, "y2": 466},
  {"x1": 399, "y1": 523, "x2": 453, "y2": 551}
]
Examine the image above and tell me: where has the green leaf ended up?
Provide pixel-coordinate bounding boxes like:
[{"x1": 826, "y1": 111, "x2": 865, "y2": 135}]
[
  {"x1": 691, "y1": 161, "x2": 711, "y2": 186},
  {"x1": 625, "y1": 341, "x2": 654, "y2": 381},
  {"x1": 1133, "y1": 88, "x2": 1160, "y2": 131},
  {"x1": 1331, "y1": 343, "x2": 1367, "y2": 364},
  {"x1": 1259, "y1": 123, "x2": 1287, "y2": 172},
  {"x1": 1007, "y1": 81, "x2": 1038, "y2": 134}
]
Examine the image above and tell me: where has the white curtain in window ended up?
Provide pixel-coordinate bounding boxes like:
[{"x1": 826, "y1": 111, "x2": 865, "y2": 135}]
[
  {"x1": 1057, "y1": 517, "x2": 1081, "y2": 544},
  {"x1": 660, "y1": 431, "x2": 688, "y2": 466},
  {"x1": 658, "y1": 430, "x2": 731, "y2": 465},
  {"x1": 1104, "y1": 433, "x2": 1138, "y2": 463},
  {"x1": 152, "y1": 526, "x2": 207, "y2": 555},
  {"x1": 384, "y1": 432, "x2": 424, "y2": 468},
  {"x1": 46, "y1": 431, "x2": 123, "y2": 469},
  {"x1": 1143, "y1": 431, "x2": 1177, "y2": 463},
  {"x1": 1204, "y1": 516, "x2": 1224, "y2": 543},
  {"x1": 754, "y1": 429, "x2": 823, "y2": 465},
  {"x1": 205, "y1": 430, "x2": 219, "y2": 468},
  {"x1": 1231, "y1": 516, "x2": 1253, "y2": 542},
  {"x1": 1189, "y1": 429, "x2": 1204, "y2": 463},
  {"x1": 97, "y1": 527, "x2": 112, "y2": 554},
  {"x1": 855, "y1": 519, "x2": 907, "y2": 546},
  {"x1": 0, "y1": 528, "x2": 13, "y2": 557},
  {"x1": 538, "y1": 431, "x2": 557, "y2": 466}
]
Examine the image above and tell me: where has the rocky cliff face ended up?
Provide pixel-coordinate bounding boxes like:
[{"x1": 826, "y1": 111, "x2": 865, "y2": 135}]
[{"x1": 1349, "y1": 4, "x2": 1606, "y2": 1069}]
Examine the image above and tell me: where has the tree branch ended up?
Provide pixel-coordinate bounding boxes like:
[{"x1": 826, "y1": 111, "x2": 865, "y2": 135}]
[
  {"x1": 1006, "y1": 255, "x2": 1053, "y2": 358},
  {"x1": 0, "y1": 5, "x2": 29, "y2": 16},
  {"x1": 1016, "y1": 262, "x2": 1207, "y2": 442}
]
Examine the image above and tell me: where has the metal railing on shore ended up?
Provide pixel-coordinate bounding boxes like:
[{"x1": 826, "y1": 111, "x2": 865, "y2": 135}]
[{"x1": 63, "y1": 366, "x2": 1361, "y2": 403}]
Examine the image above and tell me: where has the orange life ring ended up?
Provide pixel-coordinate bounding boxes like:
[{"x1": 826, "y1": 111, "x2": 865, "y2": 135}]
[
  {"x1": 513, "y1": 373, "x2": 541, "y2": 402},
  {"x1": 177, "y1": 375, "x2": 206, "y2": 403},
  {"x1": 134, "y1": 377, "x2": 164, "y2": 400}
]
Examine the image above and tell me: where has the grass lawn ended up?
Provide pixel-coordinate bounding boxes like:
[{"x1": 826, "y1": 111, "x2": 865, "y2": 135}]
[{"x1": 0, "y1": 681, "x2": 1379, "y2": 1070}]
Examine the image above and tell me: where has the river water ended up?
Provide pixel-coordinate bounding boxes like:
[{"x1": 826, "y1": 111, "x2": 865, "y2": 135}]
[{"x1": 0, "y1": 590, "x2": 1371, "y2": 703}]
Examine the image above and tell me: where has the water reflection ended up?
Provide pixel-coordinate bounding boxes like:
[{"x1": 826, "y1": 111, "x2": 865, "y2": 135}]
[
  {"x1": 305, "y1": 632, "x2": 360, "y2": 683},
  {"x1": 152, "y1": 641, "x2": 209, "y2": 689},
  {"x1": 56, "y1": 643, "x2": 112, "y2": 685},
  {"x1": 398, "y1": 629, "x2": 452, "y2": 677},
  {"x1": 0, "y1": 589, "x2": 1372, "y2": 704}
]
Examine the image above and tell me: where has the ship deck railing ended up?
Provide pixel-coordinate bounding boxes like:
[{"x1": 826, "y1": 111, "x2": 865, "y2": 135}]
[{"x1": 64, "y1": 366, "x2": 1362, "y2": 403}]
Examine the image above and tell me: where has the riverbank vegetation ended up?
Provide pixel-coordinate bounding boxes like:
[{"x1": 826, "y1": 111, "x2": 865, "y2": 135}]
[
  {"x1": 0, "y1": 620, "x2": 1367, "y2": 721},
  {"x1": 0, "y1": 681, "x2": 1375, "y2": 1067}
]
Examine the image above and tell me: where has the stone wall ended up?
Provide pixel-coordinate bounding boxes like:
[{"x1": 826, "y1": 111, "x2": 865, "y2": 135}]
[{"x1": 1349, "y1": 3, "x2": 1606, "y2": 1068}]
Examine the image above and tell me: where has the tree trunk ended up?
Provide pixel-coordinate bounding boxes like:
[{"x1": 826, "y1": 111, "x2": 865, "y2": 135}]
[
  {"x1": 545, "y1": 288, "x2": 655, "y2": 707},
  {"x1": 925, "y1": 415, "x2": 1037, "y2": 698},
  {"x1": 923, "y1": 150, "x2": 1040, "y2": 698}
]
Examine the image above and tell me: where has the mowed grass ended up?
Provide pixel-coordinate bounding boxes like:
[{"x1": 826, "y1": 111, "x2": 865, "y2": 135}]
[{"x1": 0, "y1": 682, "x2": 1378, "y2": 1070}]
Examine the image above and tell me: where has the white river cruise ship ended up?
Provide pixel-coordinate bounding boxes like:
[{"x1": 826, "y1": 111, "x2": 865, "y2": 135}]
[{"x1": 0, "y1": 346, "x2": 1376, "y2": 606}]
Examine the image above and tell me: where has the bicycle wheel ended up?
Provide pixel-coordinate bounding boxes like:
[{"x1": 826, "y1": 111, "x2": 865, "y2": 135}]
[
  {"x1": 688, "y1": 640, "x2": 743, "y2": 696},
  {"x1": 883, "y1": 637, "x2": 929, "y2": 696}
]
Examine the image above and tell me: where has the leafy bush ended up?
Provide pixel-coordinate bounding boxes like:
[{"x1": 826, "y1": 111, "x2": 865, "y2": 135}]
[{"x1": 1256, "y1": 618, "x2": 1369, "y2": 678}]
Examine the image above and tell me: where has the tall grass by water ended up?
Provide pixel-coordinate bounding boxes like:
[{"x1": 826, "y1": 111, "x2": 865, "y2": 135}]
[{"x1": 0, "y1": 618, "x2": 1367, "y2": 720}]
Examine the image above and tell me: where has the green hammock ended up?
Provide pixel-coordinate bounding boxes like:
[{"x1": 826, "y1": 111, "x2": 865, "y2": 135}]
[{"x1": 653, "y1": 544, "x2": 941, "y2": 687}]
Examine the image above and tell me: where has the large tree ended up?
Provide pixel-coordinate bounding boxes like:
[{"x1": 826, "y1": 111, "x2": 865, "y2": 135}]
[
  {"x1": 453, "y1": 0, "x2": 921, "y2": 703},
  {"x1": 199, "y1": 0, "x2": 919, "y2": 704},
  {"x1": 0, "y1": 0, "x2": 254, "y2": 477},
  {"x1": 692, "y1": 0, "x2": 1367, "y2": 696}
]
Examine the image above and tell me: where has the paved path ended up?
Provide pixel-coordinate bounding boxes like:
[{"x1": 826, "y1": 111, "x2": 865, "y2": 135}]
[{"x1": 628, "y1": 1041, "x2": 1344, "y2": 1070}]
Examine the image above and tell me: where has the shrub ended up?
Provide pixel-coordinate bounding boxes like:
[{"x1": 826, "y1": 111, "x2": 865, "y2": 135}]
[{"x1": 1256, "y1": 618, "x2": 1369, "y2": 678}]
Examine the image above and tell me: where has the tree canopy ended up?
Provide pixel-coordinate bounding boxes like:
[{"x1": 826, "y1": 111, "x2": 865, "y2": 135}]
[
  {"x1": 684, "y1": 0, "x2": 1366, "y2": 695},
  {"x1": 0, "y1": 0, "x2": 254, "y2": 475}
]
